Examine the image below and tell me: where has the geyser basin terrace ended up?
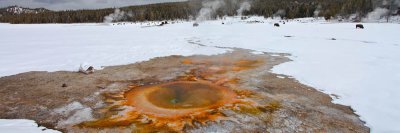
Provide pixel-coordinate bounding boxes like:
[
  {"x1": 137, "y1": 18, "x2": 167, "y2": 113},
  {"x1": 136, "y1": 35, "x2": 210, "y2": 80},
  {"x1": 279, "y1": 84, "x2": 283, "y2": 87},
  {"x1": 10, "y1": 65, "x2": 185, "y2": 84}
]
[
  {"x1": 84, "y1": 80, "x2": 242, "y2": 131},
  {"x1": 0, "y1": 50, "x2": 369, "y2": 132}
]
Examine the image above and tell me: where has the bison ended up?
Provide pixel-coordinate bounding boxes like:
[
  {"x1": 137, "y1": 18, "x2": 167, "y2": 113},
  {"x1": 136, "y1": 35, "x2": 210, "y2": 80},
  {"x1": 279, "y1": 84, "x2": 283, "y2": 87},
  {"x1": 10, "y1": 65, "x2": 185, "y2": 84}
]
[
  {"x1": 159, "y1": 22, "x2": 165, "y2": 26},
  {"x1": 356, "y1": 24, "x2": 364, "y2": 29},
  {"x1": 274, "y1": 23, "x2": 280, "y2": 27},
  {"x1": 193, "y1": 23, "x2": 199, "y2": 27}
]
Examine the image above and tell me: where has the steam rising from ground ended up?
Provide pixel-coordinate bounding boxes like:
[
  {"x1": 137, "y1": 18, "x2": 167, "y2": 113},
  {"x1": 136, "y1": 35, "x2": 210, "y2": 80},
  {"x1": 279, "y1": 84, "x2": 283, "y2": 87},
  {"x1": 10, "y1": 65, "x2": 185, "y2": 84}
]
[
  {"x1": 273, "y1": 9, "x2": 286, "y2": 18},
  {"x1": 362, "y1": 0, "x2": 400, "y2": 22},
  {"x1": 195, "y1": 0, "x2": 253, "y2": 22},
  {"x1": 104, "y1": 8, "x2": 126, "y2": 23},
  {"x1": 237, "y1": 1, "x2": 251, "y2": 16},
  {"x1": 314, "y1": 5, "x2": 322, "y2": 17},
  {"x1": 363, "y1": 8, "x2": 390, "y2": 22},
  {"x1": 196, "y1": 0, "x2": 225, "y2": 22},
  {"x1": 103, "y1": 8, "x2": 136, "y2": 24}
]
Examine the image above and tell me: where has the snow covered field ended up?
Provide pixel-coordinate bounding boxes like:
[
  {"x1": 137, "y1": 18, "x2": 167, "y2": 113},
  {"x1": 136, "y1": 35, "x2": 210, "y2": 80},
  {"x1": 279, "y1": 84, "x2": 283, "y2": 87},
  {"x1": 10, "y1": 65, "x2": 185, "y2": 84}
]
[
  {"x1": 0, "y1": 17, "x2": 399, "y2": 132},
  {"x1": 0, "y1": 119, "x2": 60, "y2": 133}
]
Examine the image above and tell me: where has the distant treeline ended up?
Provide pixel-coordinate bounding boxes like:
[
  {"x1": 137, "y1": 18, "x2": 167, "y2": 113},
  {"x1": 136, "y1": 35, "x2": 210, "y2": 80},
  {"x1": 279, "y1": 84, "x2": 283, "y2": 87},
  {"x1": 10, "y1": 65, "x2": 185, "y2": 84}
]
[{"x1": 0, "y1": 0, "x2": 374, "y2": 24}]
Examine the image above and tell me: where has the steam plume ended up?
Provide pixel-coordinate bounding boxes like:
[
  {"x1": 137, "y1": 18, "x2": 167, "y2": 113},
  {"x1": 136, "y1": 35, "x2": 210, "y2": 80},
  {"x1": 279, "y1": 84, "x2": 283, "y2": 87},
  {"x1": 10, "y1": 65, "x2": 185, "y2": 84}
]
[
  {"x1": 362, "y1": 8, "x2": 390, "y2": 22},
  {"x1": 104, "y1": 8, "x2": 126, "y2": 23},
  {"x1": 314, "y1": 5, "x2": 322, "y2": 17},
  {"x1": 273, "y1": 9, "x2": 286, "y2": 18},
  {"x1": 237, "y1": 1, "x2": 251, "y2": 16},
  {"x1": 195, "y1": 0, "x2": 225, "y2": 22}
]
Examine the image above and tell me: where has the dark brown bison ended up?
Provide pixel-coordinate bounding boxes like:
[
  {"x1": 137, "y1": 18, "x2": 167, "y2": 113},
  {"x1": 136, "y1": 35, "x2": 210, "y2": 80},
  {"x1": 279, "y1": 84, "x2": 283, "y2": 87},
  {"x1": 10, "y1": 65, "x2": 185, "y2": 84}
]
[
  {"x1": 356, "y1": 24, "x2": 364, "y2": 29},
  {"x1": 159, "y1": 22, "x2": 165, "y2": 26},
  {"x1": 274, "y1": 23, "x2": 280, "y2": 27}
]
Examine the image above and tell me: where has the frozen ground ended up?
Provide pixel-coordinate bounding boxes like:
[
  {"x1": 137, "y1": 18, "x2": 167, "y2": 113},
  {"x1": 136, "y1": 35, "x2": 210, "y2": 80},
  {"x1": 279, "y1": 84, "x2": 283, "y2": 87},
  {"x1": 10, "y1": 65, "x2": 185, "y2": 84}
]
[{"x1": 0, "y1": 17, "x2": 399, "y2": 132}]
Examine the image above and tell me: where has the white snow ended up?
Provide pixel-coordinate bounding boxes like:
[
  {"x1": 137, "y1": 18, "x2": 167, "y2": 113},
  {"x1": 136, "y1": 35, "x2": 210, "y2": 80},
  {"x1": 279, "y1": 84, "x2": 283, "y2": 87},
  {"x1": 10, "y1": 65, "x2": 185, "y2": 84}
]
[
  {"x1": 0, "y1": 17, "x2": 400, "y2": 132},
  {"x1": 4, "y1": 6, "x2": 46, "y2": 14},
  {"x1": 190, "y1": 19, "x2": 400, "y2": 132},
  {"x1": 276, "y1": 76, "x2": 285, "y2": 79},
  {"x1": 0, "y1": 23, "x2": 226, "y2": 76},
  {"x1": 0, "y1": 119, "x2": 60, "y2": 133}
]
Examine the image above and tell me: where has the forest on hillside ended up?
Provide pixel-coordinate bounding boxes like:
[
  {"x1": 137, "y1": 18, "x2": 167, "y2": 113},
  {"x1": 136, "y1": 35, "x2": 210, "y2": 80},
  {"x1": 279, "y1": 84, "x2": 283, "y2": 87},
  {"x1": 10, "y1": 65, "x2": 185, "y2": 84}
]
[{"x1": 0, "y1": 0, "x2": 384, "y2": 24}]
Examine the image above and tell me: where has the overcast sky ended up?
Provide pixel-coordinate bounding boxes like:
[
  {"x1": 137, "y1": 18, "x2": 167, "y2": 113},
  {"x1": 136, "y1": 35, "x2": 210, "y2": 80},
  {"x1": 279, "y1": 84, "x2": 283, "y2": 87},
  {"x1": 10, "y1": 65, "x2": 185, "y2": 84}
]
[{"x1": 0, "y1": 0, "x2": 187, "y2": 10}]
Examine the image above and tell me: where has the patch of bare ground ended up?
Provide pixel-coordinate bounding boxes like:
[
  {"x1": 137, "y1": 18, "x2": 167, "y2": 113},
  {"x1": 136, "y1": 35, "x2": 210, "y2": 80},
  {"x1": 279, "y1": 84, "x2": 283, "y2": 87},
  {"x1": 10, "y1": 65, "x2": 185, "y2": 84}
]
[{"x1": 0, "y1": 49, "x2": 369, "y2": 132}]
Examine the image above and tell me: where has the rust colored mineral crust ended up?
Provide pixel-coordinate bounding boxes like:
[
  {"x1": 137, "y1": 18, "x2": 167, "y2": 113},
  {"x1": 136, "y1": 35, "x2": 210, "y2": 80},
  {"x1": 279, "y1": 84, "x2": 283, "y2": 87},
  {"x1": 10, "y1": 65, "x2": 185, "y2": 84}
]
[
  {"x1": 125, "y1": 81, "x2": 238, "y2": 117},
  {"x1": 79, "y1": 80, "x2": 254, "y2": 131}
]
